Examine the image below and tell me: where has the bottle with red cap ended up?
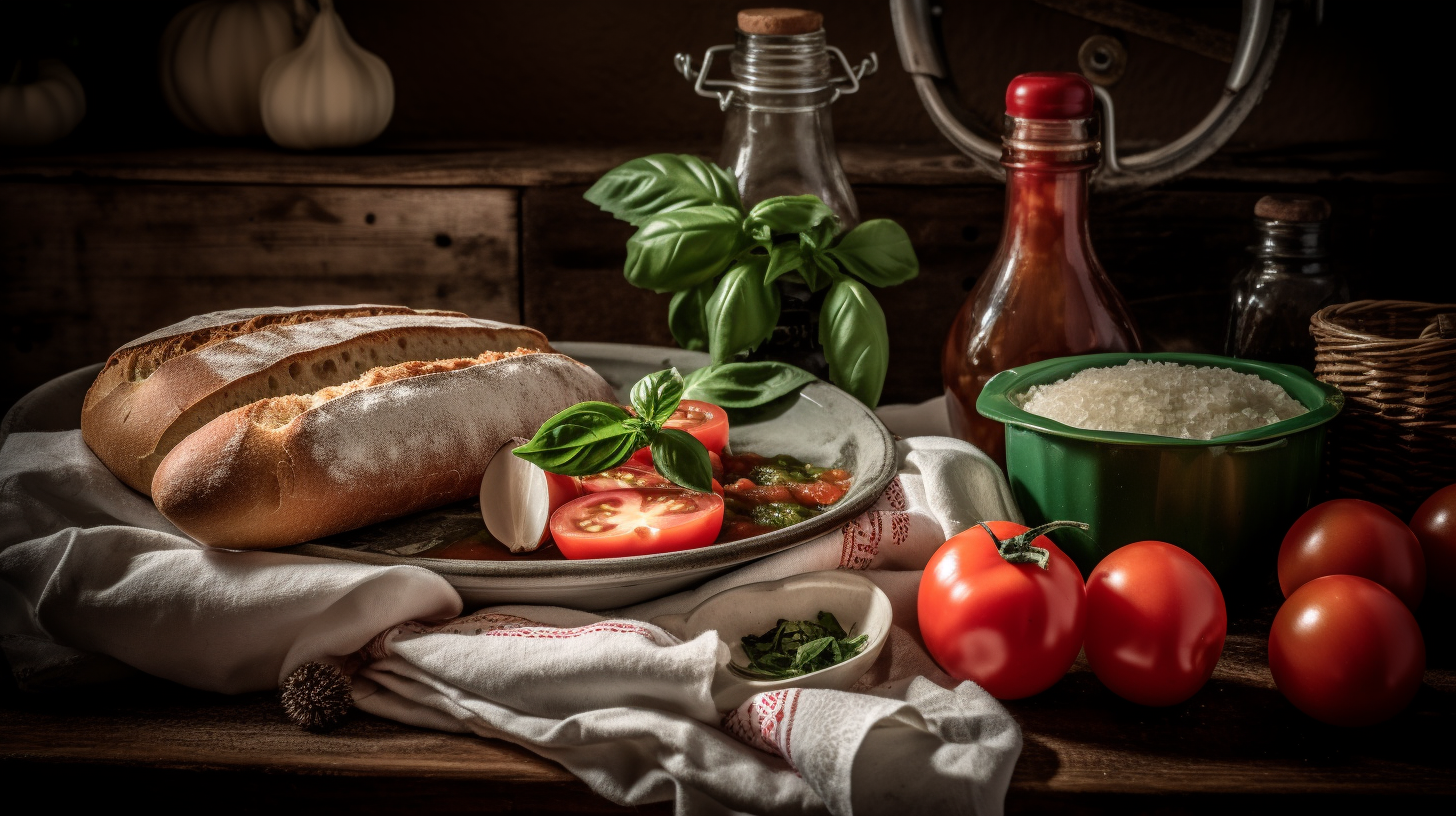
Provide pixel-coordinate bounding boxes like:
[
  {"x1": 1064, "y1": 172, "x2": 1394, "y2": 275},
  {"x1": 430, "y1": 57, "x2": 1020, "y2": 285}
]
[{"x1": 942, "y1": 72, "x2": 1142, "y2": 464}]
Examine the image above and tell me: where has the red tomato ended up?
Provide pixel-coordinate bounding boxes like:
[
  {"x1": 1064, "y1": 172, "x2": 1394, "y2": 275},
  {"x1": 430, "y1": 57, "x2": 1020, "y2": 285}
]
[
  {"x1": 1278, "y1": 499, "x2": 1426, "y2": 609},
  {"x1": 1084, "y1": 541, "x2": 1227, "y2": 706},
  {"x1": 549, "y1": 488, "x2": 724, "y2": 559},
  {"x1": 629, "y1": 400, "x2": 730, "y2": 467},
  {"x1": 788, "y1": 480, "x2": 847, "y2": 507},
  {"x1": 1269, "y1": 574, "x2": 1425, "y2": 727},
  {"x1": 1411, "y1": 484, "x2": 1456, "y2": 602},
  {"x1": 917, "y1": 521, "x2": 1086, "y2": 699},
  {"x1": 580, "y1": 465, "x2": 672, "y2": 493}
]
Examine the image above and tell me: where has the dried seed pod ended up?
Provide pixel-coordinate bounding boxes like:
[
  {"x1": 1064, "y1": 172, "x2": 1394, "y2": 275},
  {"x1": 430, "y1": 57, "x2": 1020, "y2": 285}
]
[{"x1": 280, "y1": 660, "x2": 352, "y2": 731}]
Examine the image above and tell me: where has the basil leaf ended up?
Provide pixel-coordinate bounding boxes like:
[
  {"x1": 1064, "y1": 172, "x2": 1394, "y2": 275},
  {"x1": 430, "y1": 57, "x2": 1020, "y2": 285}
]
[
  {"x1": 819, "y1": 277, "x2": 890, "y2": 408},
  {"x1": 584, "y1": 154, "x2": 744, "y2": 226},
  {"x1": 764, "y1": 241, "x2": 803, "y2": 285},
  {"x1": 827, "y1": 219, "x2": 919, "y2": 288},
  {"x1": 650, "y1": 428, "x2": 714, "y2": 493},
  {"x1": 744, "y1": 195, "x2": 839, "y2": 238},
  {"x1": 668, "y1": 280, "x2": 714, "y2": 352},
  {"x1": 706, "y1": 254, "x2": 781, "y2": 364},
  {"x1": 513, "y1": 401, "x2": 643, "y2": 475},
  {"x1": 625, "y1": 205, "x2": 748, "y2": 293},
  {"x1": 682, "y1": 361, "x2": 817, "y2": 408},
  {"x1": 630, "y1": 368, "x2": 685, "y2": 426},
  {"x1": 790, "y1": 636, "x2": 835, "y2": 669}
]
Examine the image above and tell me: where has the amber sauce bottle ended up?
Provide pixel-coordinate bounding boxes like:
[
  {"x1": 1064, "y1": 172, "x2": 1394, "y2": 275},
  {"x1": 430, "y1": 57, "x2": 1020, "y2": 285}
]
[{"x1": 942, "y1": 73, "x2": 1141, "y2": 464}]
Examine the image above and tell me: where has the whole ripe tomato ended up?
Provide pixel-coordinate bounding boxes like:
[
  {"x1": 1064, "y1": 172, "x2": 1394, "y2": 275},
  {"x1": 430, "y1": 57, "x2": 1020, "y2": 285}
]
[
  {"x1": 1411, "y1": 484, "x2": 1456, "y2": 602},
  {"x1": 1278, "y1": 498, "x2": 1425, "y2": 609},
  {"x1": 1084, "y1": 541, "x2": 1227, "y2": 706},
  {"x1": 918, "y1": 520, "x2": 1086, "y2": 699},
  {"x1": 549, "y1": 488, "x2": 723, "y2": 559},
  {"x1": 1268, "y1": 574, "x2": 1425, "y2": 727}
]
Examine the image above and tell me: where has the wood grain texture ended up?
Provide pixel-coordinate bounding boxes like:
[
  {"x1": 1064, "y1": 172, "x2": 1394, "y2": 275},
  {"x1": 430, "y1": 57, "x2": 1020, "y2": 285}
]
[
  {"x1": 525, "y1": 183, "x2": 1456, "y2": 405},
  {"x1": 1, "y1": 143, "x2": 1444, "y2": 189},
  {"x1": 0, "y1": 182, "x2": 518, "y2": 414}
]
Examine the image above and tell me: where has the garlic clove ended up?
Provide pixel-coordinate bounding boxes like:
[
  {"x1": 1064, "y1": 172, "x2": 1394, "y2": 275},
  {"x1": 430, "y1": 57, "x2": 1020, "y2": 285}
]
[
  {"x1": 260, "y1": 0, "x2": 394, "y2": 150},
  {"x1": 480, "y1": 438, "x2": 583, "y2": 553}
]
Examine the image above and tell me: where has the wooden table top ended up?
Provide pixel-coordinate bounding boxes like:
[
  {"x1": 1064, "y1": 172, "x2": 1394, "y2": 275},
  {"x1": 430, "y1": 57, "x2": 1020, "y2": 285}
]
[{"x1": 3, "y1": 602, "x2": 1452, "y2": 814}]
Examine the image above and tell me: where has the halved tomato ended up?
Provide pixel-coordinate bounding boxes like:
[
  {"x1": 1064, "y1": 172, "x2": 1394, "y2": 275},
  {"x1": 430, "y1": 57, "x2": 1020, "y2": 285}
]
[
  {"x1": 580, "y1": 465, "x2": 672, "y2": 493},
  {"x1": 550, "y1": 488, "x2": 725, "y2": 559},
  {"x1": 630, "y1": 400, "x2": 730, "y2": 466}
]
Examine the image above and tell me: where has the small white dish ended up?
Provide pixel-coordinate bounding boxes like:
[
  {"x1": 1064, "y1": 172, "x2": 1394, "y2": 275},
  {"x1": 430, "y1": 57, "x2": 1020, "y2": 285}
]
[{"x1": 651, "y1": 570, "x2": 893, "y2": 711}]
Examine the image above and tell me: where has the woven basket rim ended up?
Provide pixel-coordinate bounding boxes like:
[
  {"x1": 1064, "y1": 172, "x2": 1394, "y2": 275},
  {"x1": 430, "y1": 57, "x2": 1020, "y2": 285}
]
[{"x1": 1311, "y1": 299, "x2": 1456, "y2": 348}]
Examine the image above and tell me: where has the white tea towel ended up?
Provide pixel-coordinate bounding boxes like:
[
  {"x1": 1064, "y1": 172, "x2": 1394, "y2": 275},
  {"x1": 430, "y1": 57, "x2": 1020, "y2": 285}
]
[{"x1": 1, "y1": 382, "x2": 1020, "y2": 815}]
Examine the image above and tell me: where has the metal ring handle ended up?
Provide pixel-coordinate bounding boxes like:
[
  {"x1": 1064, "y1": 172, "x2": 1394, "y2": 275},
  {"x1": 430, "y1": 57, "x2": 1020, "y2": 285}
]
[{"x1": 890, "y1": 0, "x2": 1290, "y2": 189}]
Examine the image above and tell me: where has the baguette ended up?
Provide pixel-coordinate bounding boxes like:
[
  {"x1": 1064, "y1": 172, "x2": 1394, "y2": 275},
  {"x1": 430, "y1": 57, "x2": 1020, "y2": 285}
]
[
  {"x1": 152, "y1": 349, "x2": 616, "y2": 549},
  {"x1": 82, "y1": 307, "x2": 540, "y2": 494}
]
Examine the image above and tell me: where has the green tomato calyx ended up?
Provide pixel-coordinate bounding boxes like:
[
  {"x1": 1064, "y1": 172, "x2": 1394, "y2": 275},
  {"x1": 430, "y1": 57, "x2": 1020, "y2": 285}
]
[{"x1": 977, "y1": 520, "x2": 1090, "y2": 571}]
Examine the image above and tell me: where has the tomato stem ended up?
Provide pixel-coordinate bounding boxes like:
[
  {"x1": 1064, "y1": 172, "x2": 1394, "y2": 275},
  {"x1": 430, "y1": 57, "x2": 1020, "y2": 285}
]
[{"x1": 977, "y1": 520, "x2": 1089, "y2": 570}]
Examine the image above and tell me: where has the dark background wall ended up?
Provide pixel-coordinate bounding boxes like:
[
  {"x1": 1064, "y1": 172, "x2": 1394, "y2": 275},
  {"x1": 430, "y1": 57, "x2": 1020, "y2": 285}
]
[
  {"x1": 1, "y1": 0, "x2": 1430, "y2": 150},
  {"x1": 2, "y1": 1, "x2": 1451, "y2": 414}
]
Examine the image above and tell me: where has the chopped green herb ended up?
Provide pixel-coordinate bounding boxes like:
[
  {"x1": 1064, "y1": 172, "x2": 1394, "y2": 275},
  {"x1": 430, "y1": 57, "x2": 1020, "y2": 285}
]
[
  {"x1": 732, "y1": 611, "x2": 869, "y2": 680},
  {"x1": 750, "y1": 502, "x2": 821, "y2": 529}
]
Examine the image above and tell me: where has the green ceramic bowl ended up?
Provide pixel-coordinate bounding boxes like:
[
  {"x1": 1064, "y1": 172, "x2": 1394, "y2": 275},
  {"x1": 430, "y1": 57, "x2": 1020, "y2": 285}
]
[{"x1": 976, "y1": 352, "x2": 1344, "y2": 587}]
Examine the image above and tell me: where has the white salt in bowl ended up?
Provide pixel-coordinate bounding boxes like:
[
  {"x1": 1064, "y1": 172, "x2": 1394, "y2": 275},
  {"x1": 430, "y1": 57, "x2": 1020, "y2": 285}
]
[{"x1": 977, "y1": 352, "x2": 1344, "y2": 588}]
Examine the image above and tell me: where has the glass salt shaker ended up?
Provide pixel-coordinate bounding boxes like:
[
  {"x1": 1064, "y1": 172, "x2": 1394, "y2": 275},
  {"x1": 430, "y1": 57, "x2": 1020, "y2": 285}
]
[
  {"x1": 1225, "y1": 195, "x2": 1348, "y2": 370},
  {"x1": 675, "y1": 8, "x2": 877, "y2": 373}
]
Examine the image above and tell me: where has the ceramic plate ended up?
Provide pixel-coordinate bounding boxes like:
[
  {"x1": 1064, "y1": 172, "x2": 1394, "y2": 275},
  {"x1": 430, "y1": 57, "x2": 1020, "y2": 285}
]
[{"x1": 288, "y1": 342, "x2": 898, "y2": 609}]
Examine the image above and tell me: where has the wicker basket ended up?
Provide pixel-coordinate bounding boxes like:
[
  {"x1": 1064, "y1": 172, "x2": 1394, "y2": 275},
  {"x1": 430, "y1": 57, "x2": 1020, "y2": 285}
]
[{"x1": 1311, "y1": 300, "x2": 1456, "y2": 518}]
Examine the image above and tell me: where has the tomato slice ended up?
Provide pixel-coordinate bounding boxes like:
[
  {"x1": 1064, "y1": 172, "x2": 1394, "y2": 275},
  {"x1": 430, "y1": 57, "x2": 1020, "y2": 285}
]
[
  {"x1": 549, "y1": 488, "x2": 725, "y2": 559},
  {"x1": 630, "y1": 400, "x2": 730, "y2": 466},
  {"x1": 580, "y1": 465, "x2": 673, "y2": 493}
]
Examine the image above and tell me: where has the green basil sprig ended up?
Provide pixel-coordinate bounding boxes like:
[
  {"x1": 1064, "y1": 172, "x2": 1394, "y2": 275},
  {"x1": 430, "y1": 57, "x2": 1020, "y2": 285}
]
[
  {"x1": 586, "y1": 153, "x2": 921, "y2": 408},
  {"x1": 514, "y1": 368, "x2": 712, "y2": 493},
  {"x1": 682, "y1": 361, "x2": 818, "y2": 409}
]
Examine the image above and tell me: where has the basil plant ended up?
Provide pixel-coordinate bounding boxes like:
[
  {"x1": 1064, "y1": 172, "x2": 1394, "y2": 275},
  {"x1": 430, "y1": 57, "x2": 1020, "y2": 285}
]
[{"x1": 585, "y1": 154, "x2": 919, "y2": 408}]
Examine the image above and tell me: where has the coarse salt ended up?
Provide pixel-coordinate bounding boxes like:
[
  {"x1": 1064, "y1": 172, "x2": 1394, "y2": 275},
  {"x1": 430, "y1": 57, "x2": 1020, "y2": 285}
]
[{"x1": 1016, "y1": 360, "x2": 1308, "y2": 440}]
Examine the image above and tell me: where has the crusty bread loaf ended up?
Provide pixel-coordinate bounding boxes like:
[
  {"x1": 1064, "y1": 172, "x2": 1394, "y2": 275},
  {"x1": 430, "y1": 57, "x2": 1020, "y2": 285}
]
[
  {"x1": 152, "y1": 350, "x2": 616, "y2": 549},
  {"x1": 82, "y1": 307, "x2": 543, "y2": 494}
]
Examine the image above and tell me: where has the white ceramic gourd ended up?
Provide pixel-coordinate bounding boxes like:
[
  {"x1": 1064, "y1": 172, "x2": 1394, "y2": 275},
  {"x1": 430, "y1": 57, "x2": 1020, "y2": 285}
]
[
  {"x1": 0, "y1": 59, "x2": 86, "y2": 147},
  {"x1": 159, "y1": 0, "x2": 298, "y2": 136},
  {"x1": 260, "y1": 0, "x2": 394, "y2": 150}
]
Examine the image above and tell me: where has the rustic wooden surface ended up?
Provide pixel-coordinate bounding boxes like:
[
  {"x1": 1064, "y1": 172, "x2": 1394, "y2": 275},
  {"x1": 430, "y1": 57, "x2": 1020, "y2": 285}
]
[
  {"x1": 0, "y1": 181, "x2": 518, "y2": 414},
  {"x1": 2, "y1": 144, "x2": 1452, "y2": 415},
  {"x1": 0, "y1": 142, "x2": 1445, "y2": 188},
  {"x1": 2, "y1": 603, "x2": 1452, "y2": 814}
]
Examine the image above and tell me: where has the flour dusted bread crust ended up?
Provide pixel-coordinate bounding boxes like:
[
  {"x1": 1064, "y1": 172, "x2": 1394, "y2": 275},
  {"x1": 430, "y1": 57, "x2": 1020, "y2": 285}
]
[
  {"x1": 152, "y1": 350, "x2": 616, "y2": 550},
  {"x1": 80, "y1": 304, "x2": 617, "y2": 550},
  {"x1": 82, "y1": 306, "x2": 542, "y2": 493}
]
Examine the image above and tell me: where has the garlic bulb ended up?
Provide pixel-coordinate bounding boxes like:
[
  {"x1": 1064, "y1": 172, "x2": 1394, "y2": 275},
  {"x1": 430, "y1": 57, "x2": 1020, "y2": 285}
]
[
  {"x1": 158, "y1": 0, "x2": 298, "y2": 136},
  {"x1": 0, "y1": 59, "x2": 86, "y2": 146},
  {"x1": 260, "y1": 0, "x2": 393, "y2": 150}
]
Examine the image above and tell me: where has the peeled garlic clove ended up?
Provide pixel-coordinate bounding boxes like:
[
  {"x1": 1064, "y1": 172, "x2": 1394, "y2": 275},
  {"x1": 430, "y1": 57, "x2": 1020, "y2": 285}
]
[{"x1": 481, "y1": 438, "x2": 582, "y2": 553}]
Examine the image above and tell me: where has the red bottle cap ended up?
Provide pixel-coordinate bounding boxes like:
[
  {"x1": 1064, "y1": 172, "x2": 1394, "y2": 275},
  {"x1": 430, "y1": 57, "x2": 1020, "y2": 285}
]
[{"x1": 1005, "y1": 72, "x2": 1094, "y2": 119}]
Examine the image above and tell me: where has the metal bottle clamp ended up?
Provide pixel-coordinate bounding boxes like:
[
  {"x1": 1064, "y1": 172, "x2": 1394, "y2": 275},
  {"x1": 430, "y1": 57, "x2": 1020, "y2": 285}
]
[{"x1": 889, "y1": 0, "x2": 1290, "y2": 189}]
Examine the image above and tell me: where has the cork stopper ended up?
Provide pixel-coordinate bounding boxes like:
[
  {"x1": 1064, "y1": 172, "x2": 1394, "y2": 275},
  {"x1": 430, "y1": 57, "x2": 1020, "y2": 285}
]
[
  {"x1": 738, "y1": 8, "x2": 823, "y2": 35},
  {"x1": 1254, "y1": 194, "x2": 1331, "y2": 222}
]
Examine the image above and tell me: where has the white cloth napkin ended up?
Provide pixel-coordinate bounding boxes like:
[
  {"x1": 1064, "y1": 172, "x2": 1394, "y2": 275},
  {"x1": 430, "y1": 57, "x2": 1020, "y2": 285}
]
[{"x1": 1, "y1": 388, "x2": 1023, "y2": 816}]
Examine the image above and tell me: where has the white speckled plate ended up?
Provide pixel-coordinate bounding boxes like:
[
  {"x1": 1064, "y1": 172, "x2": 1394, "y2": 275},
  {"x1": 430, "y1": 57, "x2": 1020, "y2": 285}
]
[{"x1": 290, "y1": 342, "x2": 897, "y2": 609}]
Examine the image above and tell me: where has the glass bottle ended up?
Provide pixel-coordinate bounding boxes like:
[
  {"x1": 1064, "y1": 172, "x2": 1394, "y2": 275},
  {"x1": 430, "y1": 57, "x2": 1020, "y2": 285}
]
[
  {"x1": 942, "y1": 73, "x2": 1141, "y2": 465},
  {"x1": 678, "y1": 8, "x2": 874, "y2": 374},
  {"x1": 1225, "y1": 195, "x2": 1347, "y2": 370}
]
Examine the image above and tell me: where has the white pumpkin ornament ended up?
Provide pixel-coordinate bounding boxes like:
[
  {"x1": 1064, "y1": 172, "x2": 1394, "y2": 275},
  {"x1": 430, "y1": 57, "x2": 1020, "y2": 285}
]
[
  {"x1": 159, "y1": 0, "x2": 298, "y2": 136},
  {"x1": 0, "y1": 59, "x2": 86, "y2": 147},
  {"x1": 260, "y1": 0, "x2": 394, "y2": 150}
]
